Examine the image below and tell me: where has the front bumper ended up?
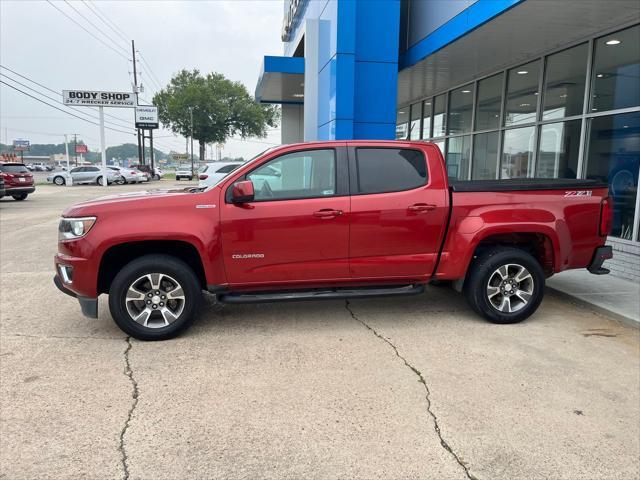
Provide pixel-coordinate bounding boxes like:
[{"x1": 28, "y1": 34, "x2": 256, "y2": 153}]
[
  {"x1": 53, "y1": 274, "x2": 98, "y2": 318},
  {"x1": 587, "y1": 246, "x2": 613, "y2": 275}
]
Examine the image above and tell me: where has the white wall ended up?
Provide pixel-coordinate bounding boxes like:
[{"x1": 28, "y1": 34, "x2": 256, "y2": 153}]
[{"x1": 281, "y1": 104, "x2": 304, "y2": 144}]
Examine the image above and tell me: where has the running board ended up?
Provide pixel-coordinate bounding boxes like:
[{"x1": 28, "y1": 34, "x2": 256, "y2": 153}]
[{"x1": 217, "y1": 284, "x2": 425, "y2": 304}]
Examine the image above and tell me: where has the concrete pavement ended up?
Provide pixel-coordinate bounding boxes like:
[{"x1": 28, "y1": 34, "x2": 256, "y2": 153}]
[{"x1": 1, "y1": 183, "x2": 639, "y2": 480}]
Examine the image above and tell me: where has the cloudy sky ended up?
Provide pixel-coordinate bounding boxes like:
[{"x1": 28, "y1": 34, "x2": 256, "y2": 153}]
[{"x1": 0, "y1": 0, "x2": 284, "y2": 159}]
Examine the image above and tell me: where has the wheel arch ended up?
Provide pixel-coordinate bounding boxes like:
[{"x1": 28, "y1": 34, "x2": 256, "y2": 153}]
[{"x1": 97, "y1": 240, "x2": 207, "y2": 294}]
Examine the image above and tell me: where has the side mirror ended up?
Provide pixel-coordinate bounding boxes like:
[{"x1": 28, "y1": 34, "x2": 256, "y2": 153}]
[{"x1": 231, "y1": 180, "x2": 255, "y2": 203}]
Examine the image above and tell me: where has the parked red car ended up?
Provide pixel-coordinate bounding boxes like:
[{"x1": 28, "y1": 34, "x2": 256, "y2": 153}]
[
  {"x1": 0, "y1": 163, "x2": 35, "y2": 200},
  {"x1": 54, "y1": 141, "x2": 612, "y2": 340}
]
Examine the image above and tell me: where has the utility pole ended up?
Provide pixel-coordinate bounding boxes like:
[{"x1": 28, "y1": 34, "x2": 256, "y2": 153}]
[
  {"x1": 132, "y1": 40, "x2": 143, "y2": 164},
  {"x1": 189, "y1": 106, "x2": 194, "y2": 176},
  {"x1": 73, "y1": 133, "x2": 77, "y2": 166}
]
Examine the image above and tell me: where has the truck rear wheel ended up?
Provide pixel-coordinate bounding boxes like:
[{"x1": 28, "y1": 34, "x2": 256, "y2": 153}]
[
  {"x1": 108, "y1": 254, "x2": 202, "y2": 340},
  {"x1": 464, "y1": 247, "x2": 544, "y2": 324}
]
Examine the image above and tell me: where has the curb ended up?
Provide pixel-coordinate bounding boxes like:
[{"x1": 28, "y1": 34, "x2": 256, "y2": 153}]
[{"x1": 546, "y1": 286, "x2": 640, "y2": 329}]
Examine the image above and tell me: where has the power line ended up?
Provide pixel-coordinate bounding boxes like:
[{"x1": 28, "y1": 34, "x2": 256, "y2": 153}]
[
  {"x1": 1, "y1": 80, "x2": 135, "y2": 136},
  {"x1": 45, "y1": 0, "x2": 130, "y2": 62},
  {"x1": 63, "y1": 0, "x2": 130, "y2": 57},
  {"x1": 84, "y1": 0, "x2": 131, "y2": 45},
  {"x1": 0, "y1": 72, "x2": 134, "y2": 131},
  {"x1": 81, "y1": 0, "x2": 129, "y2": 45},
  {"x1": 0, "y1": 65, "x2": 134, "y2": 126},
  {"x1": 138, "y1": 53, "x2": 163, "y2": 91}
]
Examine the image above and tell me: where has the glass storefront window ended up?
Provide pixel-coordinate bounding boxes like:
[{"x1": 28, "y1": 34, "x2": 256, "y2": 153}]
[
  {"x1": 447, "y1": 84, "x2": 473, "y2": 135},
  {"x1": 446, "y1": 135, "x2": 471, "y2": 180},
  {"x1": 475, "y1": 73, "x2": 503, "y2": 131},
  {"x1": 505, "y1": 60, "x2": 540, "y2": 126},
  {"x1": 543, "y1": 43, "x2": 588, "y2": 120},
  {"x1": 396, "y1": 108, "x2": 409, "y2": 139},
  {"x1": 586, "y1": 112, "x2": 639, "y2": 240},
  {"x1": 537, "y1": 120, "x2": 581, "y2": 178},
  {"x1": 591, "y1": 24, "x2": 640, "y2": 113},
  {"x1": 501, "y1": 126, "x2": 536, "y2": 178},
  {"x1": 409, "y1": 103, "x2": 421, "y2": 140},
  {"x1": 422, "y1": 100, "x2": 432, "y2": 139},
  {"x1": 472, "y1": 131, "x2": 499, "y2": 180},
  {"x1": 432, "y1": 94, "x2": 447, "y2": 137}
]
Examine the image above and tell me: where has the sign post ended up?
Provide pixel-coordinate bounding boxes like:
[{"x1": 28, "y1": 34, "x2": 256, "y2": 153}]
[
  {"x1": 135, "y1": 106, "x2": 159, "y2": 177},
  {"x1": 63, "y1": 90, "x2": 137, "y2": 188},
  {"x1": 13, "y1": 139, "x2": 30, "y2": 162},
  {"x1": 64, "y1": 134, "x2": 70, "y2": 174}
]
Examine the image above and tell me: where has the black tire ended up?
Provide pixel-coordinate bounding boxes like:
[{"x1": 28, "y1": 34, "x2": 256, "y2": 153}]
[
  {"x1": 12, "y1": 193, "x2": 28, "y2": 201},
  {"x1": 53, "y1": 176, "x2": 66, "y2": 186},
  {"x1": 108, "y1": 254, "x2": 202, "y2": 341},
  {"x1": 463, "y1": 247, "x2": 544, "y2": 324},
  {"x1": 153, "y1": 174, "x2": 160, "y2": 181},
  {"x1": 188, "y1": 176, "x2": 193, "y2": 181},
  {"x1": 96, "y1": 176, "x2": 103, "y2": 186}
]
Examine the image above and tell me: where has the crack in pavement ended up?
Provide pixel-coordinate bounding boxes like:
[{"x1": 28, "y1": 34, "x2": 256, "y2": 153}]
[
  {"x1": 119, "y1": 336, "x2": 139, "y2": 480},
  {"x1": 345, "y1": 300, "x2": 477, "y2": 480}
]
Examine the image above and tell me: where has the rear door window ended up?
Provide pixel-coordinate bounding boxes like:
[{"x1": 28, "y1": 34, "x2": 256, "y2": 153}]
[{"x1": 354, "y1": 148, "x2": 427, "y2": 194}]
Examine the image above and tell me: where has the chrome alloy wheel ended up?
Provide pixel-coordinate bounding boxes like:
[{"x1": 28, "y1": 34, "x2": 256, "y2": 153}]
[
  {"x1": 125, "y1": 273, "x2": 186, "y2": 328},
  {"x1": 486, "y1": 263, "x2": 534, "y2": 313}
]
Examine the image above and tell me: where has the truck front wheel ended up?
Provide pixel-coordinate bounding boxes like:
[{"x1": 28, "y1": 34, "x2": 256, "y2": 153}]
[
  {"x1": 464, "y1": 247, "x2": 544, "y2": 324},
  {"x1": 108, "y1": 254, "x2": 202, "y2": 340}
]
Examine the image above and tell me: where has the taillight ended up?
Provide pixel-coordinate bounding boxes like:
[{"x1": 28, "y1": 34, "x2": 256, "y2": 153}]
[
  {"x1": 199, "y1": 174, "x2": 208, "y2": 180},
  {"x1": 599, "y1": 197, "x2": 613, "y2": 236}
]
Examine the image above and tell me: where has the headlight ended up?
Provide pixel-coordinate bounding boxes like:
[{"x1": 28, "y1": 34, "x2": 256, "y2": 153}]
[{"x1": 58, "y1": 216, "x2": 96, "y2": 241}]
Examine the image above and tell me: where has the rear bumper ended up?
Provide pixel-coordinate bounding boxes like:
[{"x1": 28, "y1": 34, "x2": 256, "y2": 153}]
[
  {"x1": 587, "y1": 246, "x2": 613, "y2": 275},
  {"x1": 53, "y1": 274, "x2": 98, "y2": 319},
  {"x1": 5, "y1": 186, "x2": 35, "y2": 195}
]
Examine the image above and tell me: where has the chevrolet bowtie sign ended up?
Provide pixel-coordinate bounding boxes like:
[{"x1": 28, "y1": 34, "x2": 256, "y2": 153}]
[
  {"x1": 63, "y1": 90, "x2": 136, "y2": 108},
  {"x1": 135, "y1": 105, "x2": 159, "y2": 129}
]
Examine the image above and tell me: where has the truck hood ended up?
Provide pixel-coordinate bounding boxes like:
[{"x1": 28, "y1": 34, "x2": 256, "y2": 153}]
[{"x1": 62, "y1": 186, "x2": 213, "y2": 216}]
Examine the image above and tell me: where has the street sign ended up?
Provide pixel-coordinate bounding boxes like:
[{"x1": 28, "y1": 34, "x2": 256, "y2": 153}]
[
  {"x1": 62, "y1": 90, "x2": 136, "y2": 108},
  {"x1": 135, "y1": 105, "x2": 159, "y2": 129},
  {"x1": 13, "y1": 139, "x2": 30, "y2": 152},
  {"x1": 171, "y1": 153, "x2": 188, "y2": 161},
  {"x1": 75, "y1": 144, "x2": 88, "y2": 154}
]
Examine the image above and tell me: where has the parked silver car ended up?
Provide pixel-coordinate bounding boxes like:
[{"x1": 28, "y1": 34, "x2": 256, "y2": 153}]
[
  {"x1": 47, "y1": 166, "x2": 120, "y2": 186},
  {"x1": 108, "y1": 166, "x2": 146, "y2": 184}
]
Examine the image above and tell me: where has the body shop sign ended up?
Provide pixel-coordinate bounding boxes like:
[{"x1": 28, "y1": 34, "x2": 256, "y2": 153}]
[{"x1": 63, "y1": 90, "x2": 136, "y2": 107}]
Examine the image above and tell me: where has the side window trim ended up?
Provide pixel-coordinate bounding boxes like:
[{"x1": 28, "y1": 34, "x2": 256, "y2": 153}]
[
  {"x1": 225, "y1": 147, "x2": 349, "y2": 203},
  {"x1": 347, "y1": 146, "x2": 429, "y2": 196}
]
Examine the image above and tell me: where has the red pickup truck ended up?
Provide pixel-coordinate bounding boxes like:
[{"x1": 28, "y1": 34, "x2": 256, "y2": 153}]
[{"x1": 54, "y1": 141, "x2": 613, "y2": 340}]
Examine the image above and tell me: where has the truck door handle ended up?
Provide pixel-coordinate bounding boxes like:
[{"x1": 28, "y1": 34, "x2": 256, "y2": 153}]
[
  {"x1": 408, "y1": 203, "x2": 437, "y2": 213},
  {"x1": 313, "y1": 209, "x2": 343, "y2": 218}
]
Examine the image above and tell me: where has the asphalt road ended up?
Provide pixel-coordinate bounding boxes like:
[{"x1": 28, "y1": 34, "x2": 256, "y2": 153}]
[{"x1": 1, "y1": 183, "x2": 639, "y2": 480}]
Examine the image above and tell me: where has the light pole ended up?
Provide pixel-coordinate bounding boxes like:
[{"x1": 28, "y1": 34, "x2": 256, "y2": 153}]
[{"x1": 189, "y1": 107, "x2": 194, "y2": 176}]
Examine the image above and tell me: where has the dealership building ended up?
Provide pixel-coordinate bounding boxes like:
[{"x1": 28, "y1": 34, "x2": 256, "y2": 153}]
[{"x1": 255, "y1": 0, "x2": 640, "y2": 280}]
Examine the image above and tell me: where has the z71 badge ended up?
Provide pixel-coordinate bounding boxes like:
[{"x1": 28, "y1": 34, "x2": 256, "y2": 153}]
[{"x1": 564, "y1": 190, "x2": 592, "y2": 197}]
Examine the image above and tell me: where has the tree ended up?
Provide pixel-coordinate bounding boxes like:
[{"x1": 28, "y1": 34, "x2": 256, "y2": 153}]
[{"x1": 153, "y1": 69, "x2": 279, "y2": 161}]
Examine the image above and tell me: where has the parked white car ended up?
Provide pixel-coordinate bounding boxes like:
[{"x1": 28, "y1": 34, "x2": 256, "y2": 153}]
[
  {"x1": 108, "y1": 166, "x2": 146, "y2": 184},
  {"x1": 47, "y1": 166, "x2": 120, "y2": 186},
  {"x1": 198, "y1": 162, "x2": 243, "y2": 188},
  {"x1": 175, "y1": 166, "x2": 194, "y2": 181}
]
